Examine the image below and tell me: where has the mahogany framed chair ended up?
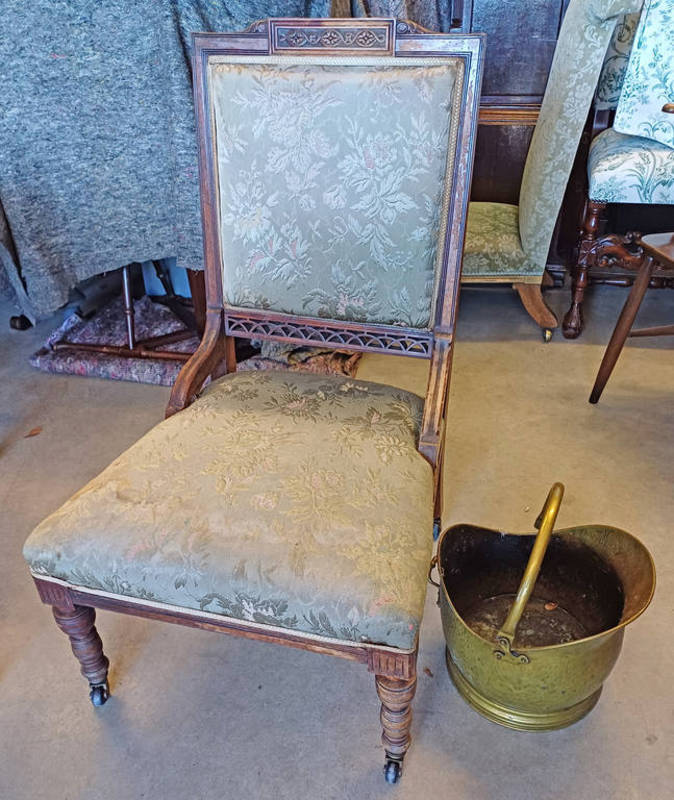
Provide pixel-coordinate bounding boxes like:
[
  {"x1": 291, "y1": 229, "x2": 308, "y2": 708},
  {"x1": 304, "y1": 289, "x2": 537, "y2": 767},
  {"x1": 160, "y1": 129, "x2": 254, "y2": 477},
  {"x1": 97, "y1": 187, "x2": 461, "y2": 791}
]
[{"x1": 22, "y1": 19, "x2": 484, "y2": 784}]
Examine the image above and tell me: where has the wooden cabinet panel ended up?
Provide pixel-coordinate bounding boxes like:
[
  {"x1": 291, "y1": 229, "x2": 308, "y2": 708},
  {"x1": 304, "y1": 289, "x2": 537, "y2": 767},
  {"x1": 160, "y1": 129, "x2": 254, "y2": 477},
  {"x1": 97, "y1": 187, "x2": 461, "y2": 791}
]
[
  {"x1": 471, "y1": 124, "x2": 535, "y2": 204},
  {"x1": 470, "y1": 0, "x2": 565, "y2": 100}
]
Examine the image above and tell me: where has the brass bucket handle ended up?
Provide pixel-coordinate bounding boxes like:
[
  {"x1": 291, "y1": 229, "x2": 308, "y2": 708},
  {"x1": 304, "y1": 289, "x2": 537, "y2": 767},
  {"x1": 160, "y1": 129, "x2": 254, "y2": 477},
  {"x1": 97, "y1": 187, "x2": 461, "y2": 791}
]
[{"x1": 494, "y1": 482, "x2": 565, "y2": 664}]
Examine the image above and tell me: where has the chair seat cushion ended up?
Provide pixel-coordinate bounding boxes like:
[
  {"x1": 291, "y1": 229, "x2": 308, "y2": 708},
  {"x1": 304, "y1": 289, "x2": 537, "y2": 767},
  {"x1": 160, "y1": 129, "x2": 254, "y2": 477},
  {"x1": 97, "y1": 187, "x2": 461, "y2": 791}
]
[
  {"x1": 24, "y1": 371, "x2": 433, "y2": 650},
  {"x1": 588, "y1": 127, "x2": 674, "y2": 204},
  {"x1": 462, "y1": 202, "x2": 541, "y2": 281}
]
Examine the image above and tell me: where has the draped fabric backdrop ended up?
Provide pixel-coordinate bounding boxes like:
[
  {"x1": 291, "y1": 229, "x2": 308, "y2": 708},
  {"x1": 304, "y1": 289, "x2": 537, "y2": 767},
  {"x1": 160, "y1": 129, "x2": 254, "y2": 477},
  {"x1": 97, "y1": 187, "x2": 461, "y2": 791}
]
[{"x1": 0, "y1": 1, "x2": 332, "y2": 320}]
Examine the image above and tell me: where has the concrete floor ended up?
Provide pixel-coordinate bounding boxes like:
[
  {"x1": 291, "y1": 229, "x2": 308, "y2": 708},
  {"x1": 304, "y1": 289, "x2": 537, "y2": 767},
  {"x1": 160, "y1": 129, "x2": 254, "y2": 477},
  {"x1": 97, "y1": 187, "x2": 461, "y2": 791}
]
[{"x1": 1, "y1": 283, "x2": 672, "y2": 800}]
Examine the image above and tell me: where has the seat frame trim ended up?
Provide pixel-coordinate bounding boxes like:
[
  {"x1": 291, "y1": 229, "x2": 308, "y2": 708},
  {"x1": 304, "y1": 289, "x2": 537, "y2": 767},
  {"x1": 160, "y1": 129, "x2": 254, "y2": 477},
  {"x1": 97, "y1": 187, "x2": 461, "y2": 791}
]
[{"x1": 32, "y1": 575, "x2": 417, "y2": 679}]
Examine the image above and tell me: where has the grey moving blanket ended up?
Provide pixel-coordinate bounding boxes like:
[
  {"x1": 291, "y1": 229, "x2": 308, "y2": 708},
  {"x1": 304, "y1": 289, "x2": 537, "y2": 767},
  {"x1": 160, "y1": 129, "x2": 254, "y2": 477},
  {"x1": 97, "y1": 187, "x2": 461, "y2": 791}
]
[{"x1": 0, "y1": 1, "x2": 331, "y2": 320}]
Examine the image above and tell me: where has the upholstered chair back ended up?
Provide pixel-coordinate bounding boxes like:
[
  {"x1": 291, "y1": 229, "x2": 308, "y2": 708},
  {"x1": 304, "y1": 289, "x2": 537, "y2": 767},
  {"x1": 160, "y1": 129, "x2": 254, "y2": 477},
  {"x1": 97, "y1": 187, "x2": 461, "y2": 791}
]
[
  {"x1": 192, "y1": 20, "x2": 484, "y2": 361},
  {"x1": 595, "y1": 12, "x2": 641, "y2": 111},
  {"x1": 211, "y1": 59, "x2": 458, "y2": 330}
]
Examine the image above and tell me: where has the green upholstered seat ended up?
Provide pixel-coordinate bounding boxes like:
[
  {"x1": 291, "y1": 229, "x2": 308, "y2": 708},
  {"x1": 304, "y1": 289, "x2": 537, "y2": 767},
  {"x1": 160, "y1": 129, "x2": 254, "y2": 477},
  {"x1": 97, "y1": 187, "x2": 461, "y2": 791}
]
[
  {"x1": 23, "y1": 371, "x2": 433, "y2": 650},
  {"x1": 462, "y1": 202, "x2": 540, "y2": 282},
  {"x1": 588, "y1": 127, "x2": 674, "y2": 205}
]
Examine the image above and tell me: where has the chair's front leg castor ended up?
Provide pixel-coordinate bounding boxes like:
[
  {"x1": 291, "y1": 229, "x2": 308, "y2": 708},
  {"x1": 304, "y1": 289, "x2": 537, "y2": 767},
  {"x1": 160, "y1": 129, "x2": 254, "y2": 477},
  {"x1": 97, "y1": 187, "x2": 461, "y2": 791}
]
[
  {"x1": 89, "y1": 681, "x2": 110, "y2": 707},
  {"x1": 384, "y1": 759, "x2": 402, "y2": 784},
  {"x1": 543, "y1": 329, "x2": 553, "y2": 343}
]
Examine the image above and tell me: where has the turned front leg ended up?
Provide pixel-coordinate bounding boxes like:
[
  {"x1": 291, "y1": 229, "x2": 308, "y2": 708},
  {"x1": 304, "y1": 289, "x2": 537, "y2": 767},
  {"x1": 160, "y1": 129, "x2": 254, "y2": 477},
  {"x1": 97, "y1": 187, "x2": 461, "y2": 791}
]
[
  {"x1": 375, "y1": 674, "x2": 417, "y2": 783},
  {"x1": 52, "y1": 604, "x2": 110, "y2": 706}
]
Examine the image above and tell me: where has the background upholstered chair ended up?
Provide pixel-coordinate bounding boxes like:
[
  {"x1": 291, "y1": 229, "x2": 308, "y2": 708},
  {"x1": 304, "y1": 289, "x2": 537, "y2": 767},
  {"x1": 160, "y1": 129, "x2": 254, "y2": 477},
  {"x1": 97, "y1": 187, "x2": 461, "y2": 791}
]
[
  {"x1": 457, "y1": 0, "x2": 643, "y2": 340},
  {"x1": 563, "y1": 0, "x2": 674, "y2": 338},
  {"x1": 22, "y1": 19, "x2": 483, "y2": 783}
]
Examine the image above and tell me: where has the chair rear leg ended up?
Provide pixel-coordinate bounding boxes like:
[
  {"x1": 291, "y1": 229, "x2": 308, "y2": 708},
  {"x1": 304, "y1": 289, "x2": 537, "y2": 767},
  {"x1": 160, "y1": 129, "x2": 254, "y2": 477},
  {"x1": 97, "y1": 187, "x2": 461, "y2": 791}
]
[
  {"x1": 375, "y1": 674, "x2": 417, "y2": 784},
  {"x1": 52, "y1": 604, "x2": 110, "y2": 706},
  {"x1": 512, "y1": 283, "x2": 558, "y2": 341}
]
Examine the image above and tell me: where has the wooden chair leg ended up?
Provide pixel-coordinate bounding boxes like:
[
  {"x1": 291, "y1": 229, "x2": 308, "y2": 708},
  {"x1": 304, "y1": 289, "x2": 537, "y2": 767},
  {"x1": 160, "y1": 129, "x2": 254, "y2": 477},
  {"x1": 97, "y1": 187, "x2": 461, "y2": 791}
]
[
  {"x1": 513, "y1": 283, "x2": 558, "y2": 341},
  {"x1": 52, "y1": 604, "x2": 111, "y2": 706},
  {"x1": 589, "y1": 256, "x2": 656, "y2": 404},
  {"x1": 563, "y1": 200, "x2": 605, "y2": 339},
  {"x1": 375, "y1": 673, "x2": 417, "y2": 784}
]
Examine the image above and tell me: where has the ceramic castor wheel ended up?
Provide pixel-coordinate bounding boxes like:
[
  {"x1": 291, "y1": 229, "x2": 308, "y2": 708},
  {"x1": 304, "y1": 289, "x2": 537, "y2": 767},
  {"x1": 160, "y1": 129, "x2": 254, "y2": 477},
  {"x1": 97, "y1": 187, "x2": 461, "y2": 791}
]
[
  {"x1": 89, "y1": 682, "x2": 110, "y2": 707},
  {"x1": 384, "y1": 760, "x2": 401, "y2": 784}
]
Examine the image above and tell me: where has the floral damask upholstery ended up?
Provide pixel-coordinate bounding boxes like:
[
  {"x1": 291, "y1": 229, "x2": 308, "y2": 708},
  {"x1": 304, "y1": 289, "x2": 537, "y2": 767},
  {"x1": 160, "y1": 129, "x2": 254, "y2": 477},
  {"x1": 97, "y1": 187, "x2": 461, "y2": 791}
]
[
  {"x1": 595, "y1": 12, "x2": 640, "y2": 111},
  {"x1": 24, "y1": 371, "x2": 433, "y2": 650},
  {"x1": 210, "y1": 59, "x2": 459, "y2": 328},
  {"x1": 588, "y1": 127, "x2": 674, "y2": 204},
  {"x1": 518, "y1": 0, "x2": 642, "y2": 273},
  {"x1": 614, "y1": 0, "x2": 674, "y2": 148},
  {"x1": 454, "y1": 0, "x2": 642, "y2": 285},
  {"x1": 462, "y1": 202, "x2": 540, "y2": 282}
]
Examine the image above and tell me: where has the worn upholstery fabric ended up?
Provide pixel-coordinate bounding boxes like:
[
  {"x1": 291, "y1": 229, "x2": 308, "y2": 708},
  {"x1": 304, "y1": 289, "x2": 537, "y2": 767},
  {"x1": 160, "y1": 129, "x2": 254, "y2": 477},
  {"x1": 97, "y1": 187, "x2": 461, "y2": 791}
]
[
  {"x1": 588, "y1": 127, "x2": 674, "y2": 203},
  {"x1": 518, "y1": 0, "x2": 643, "y2": 273},
  {"x1": 0, "y1": 1, "x2": 332, "y2": 321},
  {"x1": 24, "y1": 371, "x2": 433, "y2": 649},
  {"x1": 595, "y1": 11, "x2": 641, "y2": 110},
  {"x1": 614, "y1": 0, "x2": 674, "y2": 148},
  {"x1": 211, "y1": 59, "x2": 458, "y2": 328},
  {"x1": 461, "y1": 203, "x2": 540, "y2": 282}
]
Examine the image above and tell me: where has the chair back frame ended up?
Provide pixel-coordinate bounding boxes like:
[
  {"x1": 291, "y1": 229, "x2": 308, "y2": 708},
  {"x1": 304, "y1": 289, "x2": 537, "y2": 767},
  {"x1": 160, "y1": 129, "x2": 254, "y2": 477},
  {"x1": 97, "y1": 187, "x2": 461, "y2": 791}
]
[{"x1": 168, "y1": 18, "x2": 484, "y2": 491}]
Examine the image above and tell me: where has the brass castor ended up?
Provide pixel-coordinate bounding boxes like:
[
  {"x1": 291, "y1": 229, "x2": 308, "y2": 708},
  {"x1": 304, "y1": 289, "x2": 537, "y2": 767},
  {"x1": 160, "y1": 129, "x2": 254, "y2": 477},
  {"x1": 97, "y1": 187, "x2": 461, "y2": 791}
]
[
  {"x1": 89, "y1": 682, "x2": 110, "y2": 707},
  {"x1": 543, "y1": 329, "x2": 553, "y2": 343},
  {"x1": 384, "y1": 760, "x2": 401, "y2": 784}
]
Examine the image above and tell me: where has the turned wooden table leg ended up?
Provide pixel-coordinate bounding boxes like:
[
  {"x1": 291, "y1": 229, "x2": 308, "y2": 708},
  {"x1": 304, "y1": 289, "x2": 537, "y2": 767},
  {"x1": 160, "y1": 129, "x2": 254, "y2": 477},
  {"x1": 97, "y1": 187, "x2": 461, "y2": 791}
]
[
  {"x1": 589, "y1": 255, "x2": 656, "y2": 404},
  {"x1": 52, "y1": 604, "x2": 110, "y2": 706},
  {"x1": 563, "y1": 200, "x2": 605, "y2": 339},
  {"x1": 375, "y1": 674, "x2": 417, "y2": 783}
]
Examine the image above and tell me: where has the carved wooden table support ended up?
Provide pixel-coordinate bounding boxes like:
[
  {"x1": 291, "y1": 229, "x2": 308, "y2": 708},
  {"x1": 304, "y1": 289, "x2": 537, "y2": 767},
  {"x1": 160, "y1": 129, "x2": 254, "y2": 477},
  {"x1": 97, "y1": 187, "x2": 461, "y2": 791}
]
[
  {"x1": 52, "y1": 604, "x2": 110, "y2": 706},
  {"x1": 375, "y1": 673, "x2": 417, "y2": 784},
  {"x1": 563, "y1": 200, "x2": 644, "y2": 338}
]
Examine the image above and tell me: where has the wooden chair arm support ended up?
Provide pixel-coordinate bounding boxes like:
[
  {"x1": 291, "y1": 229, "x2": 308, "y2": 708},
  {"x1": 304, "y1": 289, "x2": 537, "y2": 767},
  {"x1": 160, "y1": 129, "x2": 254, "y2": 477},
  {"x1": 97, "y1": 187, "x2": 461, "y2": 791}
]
[
  {"x1": 418, "y1": 332, "x2": 453, "y2": 516},
  {"x1": 165, "y1": 308, "x2": 232, "y2": 418}
]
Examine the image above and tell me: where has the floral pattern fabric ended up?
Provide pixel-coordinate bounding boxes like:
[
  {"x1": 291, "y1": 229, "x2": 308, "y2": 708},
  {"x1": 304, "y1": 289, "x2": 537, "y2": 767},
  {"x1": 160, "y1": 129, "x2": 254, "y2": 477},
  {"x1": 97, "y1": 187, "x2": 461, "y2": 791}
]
[
  {"x1": 518, "y1": 0, "x2": 643, "y2": 272},
  {"x1": 588, "y1": 126, "x2": 674, "y2": 203},
  {"x1": 461, "y1": 202, "x2": 540, "y2": 281},
  {"x1": 23, "y1": 371, "x2": 433, "y2": 650},
  {"x1": 210, "y1": 59, "x2": 459, "y2": 328},
  {"x1": 595, "y1": 12, "x2": 641, "y2": 111},
  {"x1": 614, "y1": 0, "x2": 674, "y2": 148}
]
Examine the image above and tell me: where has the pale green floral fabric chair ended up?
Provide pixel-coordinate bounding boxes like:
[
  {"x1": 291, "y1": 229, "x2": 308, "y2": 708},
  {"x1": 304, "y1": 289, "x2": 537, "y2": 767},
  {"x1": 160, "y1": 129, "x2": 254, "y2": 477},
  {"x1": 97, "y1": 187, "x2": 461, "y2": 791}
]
[
  {"x1": 458, "y1": 0, "x2": 642, "y2": 339},
  {"x1": 562, "y1": 0, "x2": 674, "y2": 338},
  {"x1": 22, "y1": 20, "x2": 484, "y2": 783}
]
